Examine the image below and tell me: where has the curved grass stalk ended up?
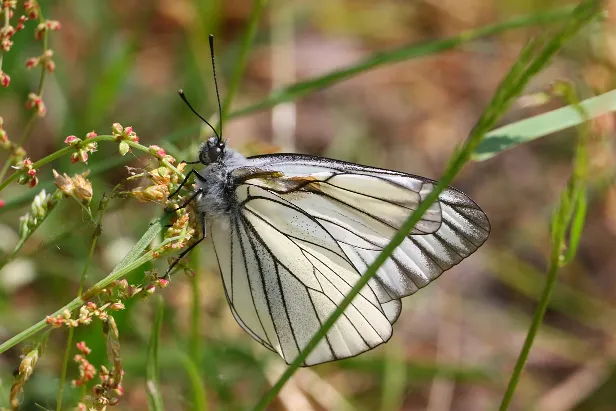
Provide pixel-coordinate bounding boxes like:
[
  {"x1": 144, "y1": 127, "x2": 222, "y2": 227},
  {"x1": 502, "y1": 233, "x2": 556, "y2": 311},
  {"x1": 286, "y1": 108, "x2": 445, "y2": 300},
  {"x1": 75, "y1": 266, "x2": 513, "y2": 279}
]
[{"x1": 254, "y1": 1, "x2": 601, "y2": 409}]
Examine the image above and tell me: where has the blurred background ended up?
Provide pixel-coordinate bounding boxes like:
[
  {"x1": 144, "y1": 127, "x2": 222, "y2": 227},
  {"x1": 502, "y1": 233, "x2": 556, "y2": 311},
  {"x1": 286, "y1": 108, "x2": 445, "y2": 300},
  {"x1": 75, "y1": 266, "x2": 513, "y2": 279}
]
[{"x1": 1, "y1": 0, "x2": 615, "y2": 410}]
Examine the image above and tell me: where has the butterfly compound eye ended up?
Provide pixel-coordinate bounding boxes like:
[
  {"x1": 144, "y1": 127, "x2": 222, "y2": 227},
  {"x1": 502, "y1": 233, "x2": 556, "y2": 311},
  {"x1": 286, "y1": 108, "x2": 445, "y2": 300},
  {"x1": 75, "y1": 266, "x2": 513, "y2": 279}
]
[
  {"x1": 198, "y1": 137, "x2": 224, "y2": 165},
  {"x1": 208, "y1": 145, "x2": 222, "y2": 163}
]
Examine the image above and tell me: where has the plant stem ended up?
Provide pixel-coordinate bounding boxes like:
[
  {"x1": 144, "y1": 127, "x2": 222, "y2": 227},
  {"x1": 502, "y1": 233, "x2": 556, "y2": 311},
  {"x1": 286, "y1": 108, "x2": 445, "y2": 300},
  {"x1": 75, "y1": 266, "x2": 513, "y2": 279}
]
[
  {"x1": 189, "y1": 253, "x2": 200, "y2": 362},
  {"x1": 497, "y1": 256, "x2": 560, "y2": 411},
  {"x1": 0, "y1": 135, "x2": 185, "y2": 194},
  {"x1": 230, "y1": 4, "x2": 577, "y2": 119},
  {"x1": 498, "y1": 72, "x2": 592, "y2": 411},
  {"x1": 146, "y1": 295, "x2": 165, "y2": 411},
  {"x1": 0, "y1": 216, "x2": 176, "y2": 355},
  {"x1": 220, "y1": 0, "x2": 267, "y2": 123},
  {"x1": 18, "y1": 0, "x2": 52, "y2": 146},
  {"x1": 0, "y1": 2, "x2": 10, "y2": 72},
  {"x1": 0, "y1": 160, "x2": 10, "y2": 184},
  {"x1": 56, "y1": 197, "x2": 107, "y2": 411}
]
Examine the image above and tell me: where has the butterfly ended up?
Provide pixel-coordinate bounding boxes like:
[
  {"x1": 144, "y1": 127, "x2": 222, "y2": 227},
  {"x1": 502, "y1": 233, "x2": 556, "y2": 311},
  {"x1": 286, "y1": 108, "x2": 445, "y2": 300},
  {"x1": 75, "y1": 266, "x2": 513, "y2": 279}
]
[{"x1": 168, "y1": 36, "x2": 490, "y2": 366}]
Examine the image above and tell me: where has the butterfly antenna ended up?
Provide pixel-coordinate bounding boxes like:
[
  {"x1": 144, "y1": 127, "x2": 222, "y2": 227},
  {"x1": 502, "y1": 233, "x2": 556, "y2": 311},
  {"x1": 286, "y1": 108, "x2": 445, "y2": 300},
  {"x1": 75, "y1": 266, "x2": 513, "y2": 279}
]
[
  {"x1": 178, "y1": 89, "x2": 220, "y2": 141},
  {"x1": 209, "y1": 34, "x2": 223, "y2": 143}
]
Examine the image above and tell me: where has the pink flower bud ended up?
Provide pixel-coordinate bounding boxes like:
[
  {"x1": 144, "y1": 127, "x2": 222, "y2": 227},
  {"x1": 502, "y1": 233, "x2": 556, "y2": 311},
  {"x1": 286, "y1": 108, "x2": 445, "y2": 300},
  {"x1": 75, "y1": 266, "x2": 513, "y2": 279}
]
[
  {"x1": 157, "y1": 278, "x2": 169, "y2": 289},
  {"x1": 110, "y1": 301, "x2": 125, "y2": 311},
  {"x1": 79, "y1": 150, "x2": 88, "y2": 163},
  {"x1": 46, "y1": 20, "x2": 61, "y2": 31},
  {"x1": 0, "y1": 199, "x2": 5, "y2": 208},
  {"x1": 25, "y1": 57, "x2": 39, "y2": 69},
  {"x1": 64, "y1": 135, "x2": 80, "y2": 145},
  {"x1": 70, "y1": 152, "x2": 80, "y2": 164},
  {"x1": 0, "y1": 71, "x2": 10, "y2": 87},
  {"x1": 34, "y1": 23, "x2": 45, "y2": 40},
  {"x1": 111, "y1": 123, "x2": 123, "y2": 136},
  {"x1": 86, "y1": 131, "x2": 97, "y2": 139},
  {"x1": 44, "y1": 60, "x2": 55, "y2": 73},
  {"x1": 25, "y1": 1, "x2": 38, "y2": 19},
  {"x1": 76, "y1": 341, "x2": 91, "y2": 355},
  {"x1": 149, "y1": 145, "x2": 166, "y2": 157}
]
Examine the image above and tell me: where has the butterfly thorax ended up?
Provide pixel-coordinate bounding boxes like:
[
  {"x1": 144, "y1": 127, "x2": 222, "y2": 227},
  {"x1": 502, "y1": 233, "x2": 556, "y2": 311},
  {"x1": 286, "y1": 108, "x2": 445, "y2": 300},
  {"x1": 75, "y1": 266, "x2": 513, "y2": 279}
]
[{"x1": 195, "y1": 148, "x2": 248, "y2": 219}]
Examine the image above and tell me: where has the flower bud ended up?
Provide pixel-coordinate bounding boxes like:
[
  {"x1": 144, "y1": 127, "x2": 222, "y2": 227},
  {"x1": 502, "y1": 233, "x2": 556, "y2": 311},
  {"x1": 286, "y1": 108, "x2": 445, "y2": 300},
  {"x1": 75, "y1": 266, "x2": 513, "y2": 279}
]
[{"x1": 64, "y1": 135, "x2": 80, "y2": 146}]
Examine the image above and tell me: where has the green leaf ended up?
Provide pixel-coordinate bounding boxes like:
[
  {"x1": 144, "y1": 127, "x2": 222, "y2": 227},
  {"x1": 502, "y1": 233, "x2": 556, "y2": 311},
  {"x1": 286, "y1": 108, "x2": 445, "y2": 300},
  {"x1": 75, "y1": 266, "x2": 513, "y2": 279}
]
[
  {"x1": 118, "y1": 141, "x2": 130, "y2": 156},
  {"x1": 473, "y1": 89, "x2": 616, "y2": 161},
  {"x1": 561, "y1": 187, "x2": 588, "y2": 266}
]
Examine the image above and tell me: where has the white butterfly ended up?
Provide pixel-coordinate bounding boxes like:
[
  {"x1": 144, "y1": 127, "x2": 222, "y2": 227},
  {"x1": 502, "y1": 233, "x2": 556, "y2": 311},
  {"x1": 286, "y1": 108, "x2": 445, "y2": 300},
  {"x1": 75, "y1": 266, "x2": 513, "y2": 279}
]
[
  {"x1": 169, "y1": 36, "x2": 489, "y2": 366},
  {"x1": 171, "y1": 134, "x2": 489, "y2": 366}
]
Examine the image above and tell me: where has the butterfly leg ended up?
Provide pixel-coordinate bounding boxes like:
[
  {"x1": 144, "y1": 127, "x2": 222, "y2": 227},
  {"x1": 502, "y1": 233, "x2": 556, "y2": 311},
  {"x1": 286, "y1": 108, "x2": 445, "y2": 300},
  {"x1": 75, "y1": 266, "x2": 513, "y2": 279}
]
[
  {"x1": 169, "y1": 169, "x2": 196, "y2": 199},
  {"x1": 174, "y1": 189, "x2": 202, "y2": 211},
  {"x1": 161, "y1": 211, "x2": 206, "y2": 280}
]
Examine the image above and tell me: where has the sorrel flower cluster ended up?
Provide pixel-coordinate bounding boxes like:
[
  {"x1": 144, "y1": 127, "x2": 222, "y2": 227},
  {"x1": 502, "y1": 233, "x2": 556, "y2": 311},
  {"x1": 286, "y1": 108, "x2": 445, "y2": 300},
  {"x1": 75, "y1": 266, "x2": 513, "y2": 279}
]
[
  {"x1": 45, "y1": 301, "x2": 125, "y2": 329},
  {"x1": 14, "y1": 157, "x2": 37, "y2": 187},
  {"x1": 112, "y1": 122, "x2": 139, "y2": 156},
  {"x1": 64, "y1": 132, "x2": 98, "y2": 164},
  {"x1": 72, "y1": 340, "x2": 124, "y2": 410}
]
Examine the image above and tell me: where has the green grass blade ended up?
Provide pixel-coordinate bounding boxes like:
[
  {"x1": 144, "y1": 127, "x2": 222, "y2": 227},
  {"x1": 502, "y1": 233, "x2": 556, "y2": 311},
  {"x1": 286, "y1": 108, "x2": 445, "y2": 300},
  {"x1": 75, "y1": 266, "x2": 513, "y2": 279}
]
[
  {"x1": 220, "y1": 0, "x2": 267, "y2": 123},
  {"x1": 498, "y1": 4, "x2": 599, "y2": 406},
  {"x1": 174, "y1": 351, "x2": 209, "y2": 411},
  {"x1": 230, "y1": 6, "x2": 574, "y2": 119},
  {"x1": 146, "y1": 296, "x2": 165, "y2": 411},
  {"x1": 561, "y1": 190, "x2": 587, "y2": 265},
  {"x1": 473, "y1": 89, "x2": 616, "y2": 161}
]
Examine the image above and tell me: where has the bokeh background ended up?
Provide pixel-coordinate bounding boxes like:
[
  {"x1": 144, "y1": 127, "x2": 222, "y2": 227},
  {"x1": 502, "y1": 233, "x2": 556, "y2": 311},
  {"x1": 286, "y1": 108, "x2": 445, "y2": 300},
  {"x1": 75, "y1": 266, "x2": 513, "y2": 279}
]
[{"x1": 1, "y1": 0, "x2": 615, "y2": 410}]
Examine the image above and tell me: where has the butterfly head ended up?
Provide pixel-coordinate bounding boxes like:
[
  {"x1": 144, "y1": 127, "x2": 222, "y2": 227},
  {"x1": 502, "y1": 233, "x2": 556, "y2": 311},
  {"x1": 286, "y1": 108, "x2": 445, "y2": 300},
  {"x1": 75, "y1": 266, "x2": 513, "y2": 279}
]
[{"x1": 199, "y1": 136, "x2": 226, "y2": 165}]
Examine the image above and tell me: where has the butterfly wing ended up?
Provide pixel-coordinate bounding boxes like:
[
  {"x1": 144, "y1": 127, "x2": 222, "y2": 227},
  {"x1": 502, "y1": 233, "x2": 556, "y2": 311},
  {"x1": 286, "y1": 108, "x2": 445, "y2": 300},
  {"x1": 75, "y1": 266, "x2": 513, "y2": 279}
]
[{"x1": 211, "y1": 154, "x2": 490, "y2": 366}]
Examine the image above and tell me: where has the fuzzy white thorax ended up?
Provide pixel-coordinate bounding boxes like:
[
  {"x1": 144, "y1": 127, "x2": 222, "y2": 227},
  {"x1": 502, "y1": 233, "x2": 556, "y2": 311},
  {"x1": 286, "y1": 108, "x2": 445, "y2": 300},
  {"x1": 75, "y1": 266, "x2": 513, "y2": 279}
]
[{"x1": 194, "y1": 148, "x2": 250, "y2": 219}]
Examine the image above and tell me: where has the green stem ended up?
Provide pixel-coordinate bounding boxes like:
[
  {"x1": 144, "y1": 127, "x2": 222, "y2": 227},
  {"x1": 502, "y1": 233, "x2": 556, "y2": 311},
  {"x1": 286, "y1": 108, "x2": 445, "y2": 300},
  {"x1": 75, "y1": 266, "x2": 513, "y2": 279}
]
[
  {"x1": 175, "y1": 351, "x2": 208, "y2": 411},
  {"x1": 0, "y1": 216, "x2": 176, "y2": 355},
  {"x1": 19, "y1": 1, "x2": 51, "y2": 146},
  {"x1": 498, "y1": 254, "x2": 561, "y2": 411},
  {"x1": 0, "y1": 3, "x2": 10, "y2": 72},
  {"x1": 254, "y1": 2, "x2": 600, "y2": 409},
  {"x1": 56, "y1": 198, "x2": 106, "y2": 411},
  {"x1": 230, "y1": 4, "x2": 577, "y2": 119},
  {"x1": 0, "y1": 135, "x2": 185, "y2": 194},
  {"x1": 146, "y1": 296, "x2": 165, "y2": 411},
  {"x1": 189, "y1": 253, "x2": 200, "y2": 362},
  {"x1": 0, "y1": 153, "x2": 12, "y2": 182},
  {"x1": 0, "y1": 146, "x2": 72, "y2": 193},
  {"x1": 498, "y1": 69, "x2": 592, "y2": 411},
  {"x1": 220, "y1": 0, "x2": 267, "y2": 123}
]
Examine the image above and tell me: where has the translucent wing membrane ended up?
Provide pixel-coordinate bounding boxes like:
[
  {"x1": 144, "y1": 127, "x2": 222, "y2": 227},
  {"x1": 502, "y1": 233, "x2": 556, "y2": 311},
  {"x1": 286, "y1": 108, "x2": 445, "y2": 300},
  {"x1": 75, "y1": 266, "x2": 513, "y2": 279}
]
[{"x1": 211, "y1": 154, "x2": 490, "y2": 365}]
